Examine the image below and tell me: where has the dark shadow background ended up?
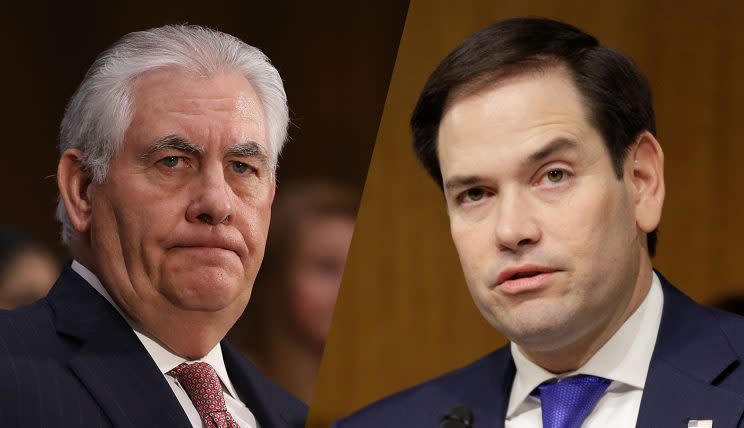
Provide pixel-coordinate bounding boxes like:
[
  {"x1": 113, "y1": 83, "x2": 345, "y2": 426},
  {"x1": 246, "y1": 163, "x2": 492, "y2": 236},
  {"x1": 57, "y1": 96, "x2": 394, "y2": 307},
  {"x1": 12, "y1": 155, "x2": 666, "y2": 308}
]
[{"x1": 0, "y1": 1, "x2": 408, "y2": 258}]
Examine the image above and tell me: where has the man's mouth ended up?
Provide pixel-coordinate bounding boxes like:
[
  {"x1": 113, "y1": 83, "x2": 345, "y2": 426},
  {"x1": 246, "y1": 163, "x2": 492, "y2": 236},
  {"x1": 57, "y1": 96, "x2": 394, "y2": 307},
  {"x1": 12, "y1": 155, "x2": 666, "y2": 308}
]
[
  {"x1": 494, "y1": 265, "x2": 559, "y2": 294},
  {"x1": 167, "y1": 234, "x2": 245, "y2": 259},
  {"x1": 510, "y1": 271, "x2": 541, "y2": 280},
  {"x1": 496, "y1": 265, "x2": 557, "y2": 285}
]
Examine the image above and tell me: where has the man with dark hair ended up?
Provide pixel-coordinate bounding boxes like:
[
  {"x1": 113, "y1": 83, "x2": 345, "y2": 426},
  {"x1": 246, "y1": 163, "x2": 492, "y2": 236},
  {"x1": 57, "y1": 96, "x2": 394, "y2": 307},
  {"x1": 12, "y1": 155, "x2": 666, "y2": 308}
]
[{"x1": 336, "y1": 18, "x2": 744, "y2": 427}]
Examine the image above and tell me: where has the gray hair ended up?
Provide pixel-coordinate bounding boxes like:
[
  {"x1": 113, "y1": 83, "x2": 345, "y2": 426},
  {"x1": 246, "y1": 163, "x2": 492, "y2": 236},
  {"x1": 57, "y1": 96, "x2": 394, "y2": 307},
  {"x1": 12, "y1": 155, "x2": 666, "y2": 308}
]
[{"x1": 56, "y1": 25, "x2": 288, "y2": 245}]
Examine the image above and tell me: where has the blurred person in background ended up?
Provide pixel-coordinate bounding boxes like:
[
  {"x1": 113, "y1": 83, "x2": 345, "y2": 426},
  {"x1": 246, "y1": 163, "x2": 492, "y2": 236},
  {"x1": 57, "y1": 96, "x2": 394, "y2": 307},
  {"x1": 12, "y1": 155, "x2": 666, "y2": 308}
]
[
  {"x1": 0, "y1": 226, "x2": 60, "y2": 309},
  {"x1": 230, "y1": 180, "x2": 358, "y2": 403}
]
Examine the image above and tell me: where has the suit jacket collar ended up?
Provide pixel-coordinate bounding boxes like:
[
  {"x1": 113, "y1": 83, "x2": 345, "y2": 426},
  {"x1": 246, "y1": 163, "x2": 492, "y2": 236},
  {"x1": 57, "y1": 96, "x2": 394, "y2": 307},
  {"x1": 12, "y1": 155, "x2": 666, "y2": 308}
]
[
  {"x1": 222, "y1": 342, "x2": 307, "y2": 428},
  {"x1": 636, "y1": 272, "x2": 744, "y2": 426},
  {"x1": 488, "y1": 349, "x2": 516, "y2": 428},
  {"x1": 48, "y1": 264, "x2": 191, "y2": 427},
  {"x1": 461, "y1": 347, "x2": 515, "y2": 428},
  {"x1": 48, "y1": 266, "x2": 189, "y2": 427},
  {"x1": 49, "y1": 264, "x2": 306, "y2": 428}
]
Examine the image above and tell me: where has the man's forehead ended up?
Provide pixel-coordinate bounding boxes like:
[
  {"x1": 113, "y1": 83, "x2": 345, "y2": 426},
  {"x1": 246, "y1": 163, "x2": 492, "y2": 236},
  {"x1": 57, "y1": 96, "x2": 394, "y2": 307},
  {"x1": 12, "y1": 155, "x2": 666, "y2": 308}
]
[
  {"x1": 123, "y1": 67, "x2": 268, "y2": 151},
  {"x1": 437, "y1": 67, "x2": 603, "y2": 179},
  {"x1": 443, "y1": 72, "x2": 586, "y2": 136},
  {"x1": 443, "y1": 66, "x2": 584, "y2": 124},
  {"x1": 130, "y1": 67, "x2": 261, "y2": 114},
  {"x1": 443, "y1": 62, "x2": 575, "y2": 116}
]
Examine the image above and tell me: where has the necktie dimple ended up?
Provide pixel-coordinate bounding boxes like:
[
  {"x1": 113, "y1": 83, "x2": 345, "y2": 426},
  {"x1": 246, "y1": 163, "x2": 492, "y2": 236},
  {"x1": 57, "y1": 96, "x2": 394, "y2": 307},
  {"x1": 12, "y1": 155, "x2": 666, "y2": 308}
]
[
  {"x1": 168, "y1": 362, "x2": 241, "y2": 428},
  {"x1": 533, "y1": 374, "x2": 610, "y2": 428}
]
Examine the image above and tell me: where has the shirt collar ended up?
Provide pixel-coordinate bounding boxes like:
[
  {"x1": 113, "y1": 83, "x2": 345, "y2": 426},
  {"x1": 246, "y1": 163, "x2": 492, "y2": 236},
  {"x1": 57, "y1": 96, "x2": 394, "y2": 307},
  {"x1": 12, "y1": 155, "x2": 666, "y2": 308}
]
[
  {"x1": 70, "y1": 260, "x2": 241, "y2": 399},
  {"x1": 506, "y1": 271, "x2": 664, "y2": 417}
]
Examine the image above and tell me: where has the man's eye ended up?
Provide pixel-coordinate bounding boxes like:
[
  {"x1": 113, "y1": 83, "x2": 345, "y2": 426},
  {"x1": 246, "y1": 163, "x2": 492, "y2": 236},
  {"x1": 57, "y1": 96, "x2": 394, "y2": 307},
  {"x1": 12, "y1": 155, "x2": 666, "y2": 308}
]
[
  {"x1": 546, "y1": 169, "x2": 565, "y2": 183},
  {"x1": 464, "y1": 188, "x2": 485, "y2": 202},
  {"x1": 160, "y1": 156, "x2": 182, "y2": 168},
  {"x1": 231, "y1": 161, "x2": 252, "y2": 174}
]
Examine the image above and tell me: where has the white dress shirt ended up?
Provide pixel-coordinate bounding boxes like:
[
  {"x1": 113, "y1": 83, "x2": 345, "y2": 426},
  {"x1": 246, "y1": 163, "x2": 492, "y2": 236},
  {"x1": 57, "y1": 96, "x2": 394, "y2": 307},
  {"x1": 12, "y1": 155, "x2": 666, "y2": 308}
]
[
  {"x1": 72, "y1": 260, "x2": 259, "y2": 428},
  {"x1": 505, "y1": 272, "x2": 664, "y2": 427}
]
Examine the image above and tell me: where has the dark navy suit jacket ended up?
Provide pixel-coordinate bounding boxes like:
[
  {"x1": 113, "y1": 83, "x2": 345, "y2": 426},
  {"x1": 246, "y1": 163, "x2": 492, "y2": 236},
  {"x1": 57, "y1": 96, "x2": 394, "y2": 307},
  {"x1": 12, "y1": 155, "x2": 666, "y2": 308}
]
[
  {"x1": 336, "y1": 274, "x2": 744, "y2": 427},
  {"x1": 0, "y1": 265, "x2": 307, "y2": 427}
]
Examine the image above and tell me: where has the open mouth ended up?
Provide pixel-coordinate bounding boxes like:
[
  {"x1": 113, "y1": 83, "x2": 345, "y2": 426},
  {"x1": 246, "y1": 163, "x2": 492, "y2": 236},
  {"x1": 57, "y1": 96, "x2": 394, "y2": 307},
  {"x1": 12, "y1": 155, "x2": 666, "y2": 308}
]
[
  {"x1": 495, "y1": 266, "x2": 558, "y2": 288},
  {"x1": 509, "y1": 271, "x2": 542, "y2": 280}
]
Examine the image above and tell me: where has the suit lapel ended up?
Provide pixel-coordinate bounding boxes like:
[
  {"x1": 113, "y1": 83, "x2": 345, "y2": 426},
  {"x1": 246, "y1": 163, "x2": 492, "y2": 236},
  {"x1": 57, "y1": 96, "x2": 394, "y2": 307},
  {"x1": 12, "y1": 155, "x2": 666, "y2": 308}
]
[
  {"x1": 637, "y1": 274, "x2": 744, "y2": 427},
  {"x1": 222, "y1": 342, "x2": 304, "y2": 428},
  {"x1": 638, "y1": 359, "x2": 744, "y2": 427},
  {"x1": 49, "y1": 266, "x2": 191, "y2": 427},
  {"x1": 456, "y1": 348, "x2": 515, "y2": 428},
  {"x1": 484, "y1": 350, "x2": 515, "y2": 428}
]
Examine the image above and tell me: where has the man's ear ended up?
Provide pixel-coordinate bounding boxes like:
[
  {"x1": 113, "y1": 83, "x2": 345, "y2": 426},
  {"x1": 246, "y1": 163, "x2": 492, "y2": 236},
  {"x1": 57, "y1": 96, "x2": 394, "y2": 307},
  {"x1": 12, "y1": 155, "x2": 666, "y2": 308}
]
[
  {"x1": 57, "y1": 149, "x2": 94, "y2": 234},
  {"x1": 626, "y1": 131, "x2": 665, "y2": 233}
]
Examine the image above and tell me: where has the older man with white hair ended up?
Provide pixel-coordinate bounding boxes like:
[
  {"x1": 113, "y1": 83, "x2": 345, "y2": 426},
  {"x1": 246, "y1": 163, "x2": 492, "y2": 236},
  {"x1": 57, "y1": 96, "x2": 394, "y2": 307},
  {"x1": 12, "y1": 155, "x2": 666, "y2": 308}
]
[{"x1": 0, "y1": 25, "x2": 306, "y2": 428}]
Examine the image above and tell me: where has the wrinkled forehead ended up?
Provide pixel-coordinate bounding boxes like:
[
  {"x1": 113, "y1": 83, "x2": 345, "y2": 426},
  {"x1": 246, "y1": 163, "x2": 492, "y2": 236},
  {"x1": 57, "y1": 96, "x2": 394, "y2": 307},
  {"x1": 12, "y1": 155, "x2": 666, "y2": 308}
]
[
  {"x1": 130, "y1": 66, "x2": 264, "y2": 117},
  {"x1": 125, "y1": 66, "x2": 268, "y2": 149}
]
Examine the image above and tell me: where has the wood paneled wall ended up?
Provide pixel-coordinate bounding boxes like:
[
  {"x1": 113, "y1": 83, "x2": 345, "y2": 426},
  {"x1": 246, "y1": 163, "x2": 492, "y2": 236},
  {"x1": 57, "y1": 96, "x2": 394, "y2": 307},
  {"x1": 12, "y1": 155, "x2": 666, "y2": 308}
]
[{"x1": 308, "y1": 1, "x2": 744, "y2": 425}]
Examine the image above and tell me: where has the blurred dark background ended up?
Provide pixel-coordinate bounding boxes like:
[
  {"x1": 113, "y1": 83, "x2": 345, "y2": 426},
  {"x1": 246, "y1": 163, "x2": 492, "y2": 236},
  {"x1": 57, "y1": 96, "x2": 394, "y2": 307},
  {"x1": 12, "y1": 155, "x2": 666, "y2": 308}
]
[{"x1": 0, "y1": 0, "x2": 408, "y2": 259}]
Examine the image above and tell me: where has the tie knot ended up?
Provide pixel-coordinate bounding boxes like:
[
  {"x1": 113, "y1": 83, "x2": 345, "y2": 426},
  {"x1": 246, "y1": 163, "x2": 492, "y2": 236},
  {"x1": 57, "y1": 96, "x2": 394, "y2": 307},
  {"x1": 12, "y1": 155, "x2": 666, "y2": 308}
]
[
  {"x1": 168, "y1": 362, "x2": 227, "y2": 416},
  {"x1": 535, "y1": 375, "x2": 611, "y2": 428}
]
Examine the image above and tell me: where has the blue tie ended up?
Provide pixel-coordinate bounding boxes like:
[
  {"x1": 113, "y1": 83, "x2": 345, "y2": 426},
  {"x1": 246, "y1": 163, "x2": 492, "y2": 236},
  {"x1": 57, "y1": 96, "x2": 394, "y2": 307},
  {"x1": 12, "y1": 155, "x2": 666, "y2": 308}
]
[{"x1": 534, "y1": 375, "x2": 611, "y2": 428}]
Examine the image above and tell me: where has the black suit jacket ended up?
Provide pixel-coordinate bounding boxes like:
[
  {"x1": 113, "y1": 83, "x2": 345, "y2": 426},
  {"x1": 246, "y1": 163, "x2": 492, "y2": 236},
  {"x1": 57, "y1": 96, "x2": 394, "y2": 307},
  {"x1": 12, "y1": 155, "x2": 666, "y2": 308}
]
[
  {"x1": 0, "y1": 265, "x2": 307, "y2": 427},
  {"x1": 336, "y1": 273, "x2": 744, "y2": 427}
]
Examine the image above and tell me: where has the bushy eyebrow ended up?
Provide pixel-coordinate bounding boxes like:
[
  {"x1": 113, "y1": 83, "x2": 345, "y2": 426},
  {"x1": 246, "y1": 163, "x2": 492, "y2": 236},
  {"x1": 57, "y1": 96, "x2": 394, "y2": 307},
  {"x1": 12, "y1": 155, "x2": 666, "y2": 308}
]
[
  {"x1": 226, "y1": 141, "x2": 266, "y2": 158},
  {"x1": 225, "y1": 141, "x2": 269, "y2": 167},
  {"x1": 139, "y1": 135, "x2": 203, "y2": 160},
  {"x1": 139, "y1": 136, "x2": 268, "y2": 165}
]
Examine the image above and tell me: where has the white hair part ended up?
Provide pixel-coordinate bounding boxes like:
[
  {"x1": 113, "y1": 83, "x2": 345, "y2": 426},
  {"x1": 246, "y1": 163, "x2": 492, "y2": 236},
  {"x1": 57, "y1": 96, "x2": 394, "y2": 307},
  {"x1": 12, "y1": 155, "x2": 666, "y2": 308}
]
[{"x1": 56, "y1": 24, "x2": 288, "y2": 246}]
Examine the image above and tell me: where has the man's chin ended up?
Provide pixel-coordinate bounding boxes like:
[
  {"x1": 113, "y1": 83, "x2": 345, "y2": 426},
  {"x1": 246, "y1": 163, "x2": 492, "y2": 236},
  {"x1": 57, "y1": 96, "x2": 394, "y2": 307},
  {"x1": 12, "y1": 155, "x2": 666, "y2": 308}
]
[
  {"x1": 486, "y1": 302, "x2": 580, "y2": 348},
  {"x1": 161, "y1": 269, "x2": 250, "y2": 312}
]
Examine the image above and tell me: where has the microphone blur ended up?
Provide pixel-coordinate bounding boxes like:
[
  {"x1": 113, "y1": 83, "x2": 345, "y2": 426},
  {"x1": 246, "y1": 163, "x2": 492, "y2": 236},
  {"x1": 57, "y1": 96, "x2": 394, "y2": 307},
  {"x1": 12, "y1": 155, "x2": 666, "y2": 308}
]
[{"x1": 439, "y1": 405, "x2": 473, "y2": 428}]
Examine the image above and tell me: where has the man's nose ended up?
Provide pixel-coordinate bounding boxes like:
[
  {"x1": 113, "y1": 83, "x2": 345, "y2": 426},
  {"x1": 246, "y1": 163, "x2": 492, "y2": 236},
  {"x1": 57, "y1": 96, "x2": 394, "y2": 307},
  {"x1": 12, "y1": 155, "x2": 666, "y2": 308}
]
[
  {"x1": 186, "y1": 166, "x2": 233, "y2": 225},
  {"x1": 493, "y1": 189, "x2": 541, "y2": 252}
]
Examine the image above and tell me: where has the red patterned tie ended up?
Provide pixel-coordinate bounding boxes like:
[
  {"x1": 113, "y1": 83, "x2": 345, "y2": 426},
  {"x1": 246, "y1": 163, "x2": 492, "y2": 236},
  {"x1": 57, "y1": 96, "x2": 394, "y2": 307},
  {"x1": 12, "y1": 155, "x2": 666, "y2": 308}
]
[{"x1": 168, "y1": 362, "x2": 241, "y2": 428}]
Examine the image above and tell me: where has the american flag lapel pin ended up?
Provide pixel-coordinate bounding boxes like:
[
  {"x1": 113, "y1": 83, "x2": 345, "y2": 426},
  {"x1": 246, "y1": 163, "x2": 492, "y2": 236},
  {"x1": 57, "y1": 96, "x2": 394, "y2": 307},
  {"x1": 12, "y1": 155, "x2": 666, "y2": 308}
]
[{"x1": 688, "y1": 420, "x2": 713, "y2": 428}]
